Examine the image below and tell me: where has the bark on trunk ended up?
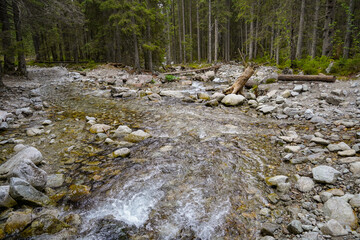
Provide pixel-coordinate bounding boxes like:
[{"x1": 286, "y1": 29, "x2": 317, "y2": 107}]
[
  {"x1": 208, "y1": 0, "x2": 212, "y2": 63},
  {"x1": 224, "y1": 66, "x2": 255, "y2": 95},
  {"x1": 249, "y1": 3, "x2": 254, "y2": 60},
  {"x1": 278, "y1": 75, "x2": 336, "y2": 82},
  {"x1": 296, "y1": 0, "x2": 306, "y2": 59},
  {"x1": 0, "y1": 61, "x2": 4, "y2": 88},
  {"x1": 197, "y1": 2, "x2": 201, "y2": 61},
  {"x1": 166, "y1": 9, "x2": 171, "y2": 64},
  {"x1": 343, "y1": 0, "x2": 354, "y2": 59},
  {"x1": 322, "y1": 0, "x2": 336, "y2": 56},
  {"x1": 189, "y1": 0, "x2": 193, "y2": 62},
  {"x1": 177, "y1": 0, "x2": 183, "y2": 63},
  {"x1": 310, "y1": 0, "x2": 320, "y2": 58},
  {"x1": 214, "y1": 19, "x2": 218, "y2": 63},
  {"x1": 181, "y1": 0, "x2": 186, "y2": 63},
  {"x1": 12, "y1": 0, "x2": 27, "y2": 76},
  {"x1": 133, "y1": 31, "x2": 140, "y2": 71},
  {"x1": 1, "y1": 0, "x2": 15, "y2": 73}
]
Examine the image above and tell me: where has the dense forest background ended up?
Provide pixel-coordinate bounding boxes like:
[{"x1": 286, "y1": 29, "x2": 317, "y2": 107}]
[{"x1": 0, "y1": 0, "x2": 359, "y2": 75}]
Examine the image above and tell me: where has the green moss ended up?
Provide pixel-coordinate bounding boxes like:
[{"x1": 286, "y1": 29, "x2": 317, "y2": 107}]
[
  {"x1": 165, "y1": 74, "x2": 178, "y2": 82},
  {"x1": 265, "y1": 78, "x2": 277, "y2": 84}
]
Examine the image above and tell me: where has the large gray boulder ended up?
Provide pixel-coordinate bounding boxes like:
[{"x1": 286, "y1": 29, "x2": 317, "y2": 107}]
[
  {"x1": 323, "y1": 197, "x2": 357, "y2": 228},
  {"x1": 9, "y1": 177, "x2": 50, "y2": 206},
  {"x1": 0, "y1": 186, "x2": 17, "y2": 208},
  {"x1": 321, "y1": 219, "x2": 348, "y2": 236},
  {"x1": 0, "y1": 146, "x2": 43, "y2": 178},
  {"x1": 221, "y1": 94, "x2": 246, "y2": 106},
  {"x1": 10, "y1": 159, "x2": 47, "y2": 190},
  {"x1": 296, "y1": 177, "x2": 314, "y2": 192},
  {"x1": 312, "y1": 165, "x2": 340, "y2": 184}
]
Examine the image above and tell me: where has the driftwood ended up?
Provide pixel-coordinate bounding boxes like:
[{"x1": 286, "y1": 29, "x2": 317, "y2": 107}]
[
  {"x1": 278, "y1": 75, "x2": 336, "y2": 82},
  {"x1": 224, "y1": 66, "x2": 255, "y2": 95},
  {"x1": 163, "y1": 65, "x2": 220, "y2": 75}
]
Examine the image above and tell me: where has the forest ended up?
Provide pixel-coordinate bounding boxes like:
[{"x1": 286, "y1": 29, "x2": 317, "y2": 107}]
[{"x1": 0, "y1": 0, "x2": 359, "y2": 76}]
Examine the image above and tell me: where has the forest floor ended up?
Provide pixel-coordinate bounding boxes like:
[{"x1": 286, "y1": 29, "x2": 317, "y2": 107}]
[{"x1": 0, "y1": 64, "x2": 360, "y2": 239}]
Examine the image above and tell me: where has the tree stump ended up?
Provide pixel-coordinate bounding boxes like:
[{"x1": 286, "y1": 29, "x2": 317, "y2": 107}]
[{"x1": 224, "y1": 66, "x2": 255, "y2": 95}]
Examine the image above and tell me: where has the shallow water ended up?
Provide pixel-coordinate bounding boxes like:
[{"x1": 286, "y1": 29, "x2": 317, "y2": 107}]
[{"x1": 1, "y1": 69, "x2": 290, "y2": 239}]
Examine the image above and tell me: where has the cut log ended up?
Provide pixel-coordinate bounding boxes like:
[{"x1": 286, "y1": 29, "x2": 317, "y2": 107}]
[
  {"x1": 278, "y1": 75, "x2": 336, "y2": 82},
  {"x1": 163, "y1": 65, "x2": 221, "y2": 75},
  {"x1": 224, "y1": 66, "x2": 255, "y2": 95}
]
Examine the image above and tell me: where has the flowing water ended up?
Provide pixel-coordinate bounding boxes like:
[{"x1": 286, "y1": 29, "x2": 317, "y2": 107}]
[{"x1": 2, "y1": 69, "x2": 291, "y2": 239}]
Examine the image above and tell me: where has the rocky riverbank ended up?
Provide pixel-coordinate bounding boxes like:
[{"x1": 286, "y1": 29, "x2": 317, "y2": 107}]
[{"x1": 0, "y1": 64, "x2": 359, "y2": 239}]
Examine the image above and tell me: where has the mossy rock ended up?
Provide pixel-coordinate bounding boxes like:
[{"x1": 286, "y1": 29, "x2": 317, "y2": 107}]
[
  {"x1": 68, "y1": 185, "x2": 91, "y2": 202},
  {"x1": 4, "y1": 209, "x2": 32, "y2": 235},
  {"x1": 265, "y1": 78, "x2": 277, "y2": 84}
]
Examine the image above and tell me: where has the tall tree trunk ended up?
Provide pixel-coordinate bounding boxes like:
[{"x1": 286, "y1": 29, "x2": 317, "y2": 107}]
[
  {"x1": 208, "y1": 0, "x2": 212, "y2": 63},
  {"x1": 343, "y1": 0, "x2": 354, "y2": 59},
  {"x1": 214, "y1": 19, "x2": 218, "y2": 63},
  {"x1": 270, "y1": 23, "x2": 274, "y2": 59},
  {"x1": 310, "y1": 0, "x2": 320, "y2": 58},
  {"x1": 181, "y1": 0, "x2": 186, "y2": 63},
  {"x1": 12, "y1": 0, "x2": 26, "y2": 76},
  {"x1": 290, "y1": 1, "x2": 296, "y2": 68},
  {"x1": 189, "y1": 0, "x2": 193, "y2": 62},
  {"x1": 0, "y1": 62, "x2": 4, "y2": 88},
  {"x1": 254, "y1": 17, "x2": 259, "y2": 59},
  {"x1": 275, "y1": 27, "x2": 280, "y2": 65},
  {"x1": 147, "y1": 23, "x2": 153, "y2": 72},
  {"x1": 296, "y1": 0, "x2": 306, "y2": 59},
  {"x1": 1, "y1": 0, "x2": 15, "y2": 73},
  {"x1": 322, "y1": 0, "x2": 336, "y2": 56},
  {"x1": 249, "y1": 3, "x2": 254, "y2": 60},
  {"x1": 197, "y1": 2, "x2": 201, "y2": 61},
  {"x1": 166, "y1": 8, "x2": 172, "y2": 64},
  {"x1": 177, "y1": 0, "x2": 183, "y2": 63}
]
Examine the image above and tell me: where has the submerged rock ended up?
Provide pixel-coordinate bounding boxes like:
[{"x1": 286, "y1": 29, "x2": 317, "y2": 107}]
[
  {"x1": 68, "y1": 184, "x2": 91, "y2": 202},
  {"x1": 124, "y1": 130, "x2": 151, "y2": 143}
]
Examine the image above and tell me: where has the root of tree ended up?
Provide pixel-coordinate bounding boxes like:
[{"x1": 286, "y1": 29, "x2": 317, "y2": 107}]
[{"x1": 224, "y1": 66, "x2": 255, "y2": 95}]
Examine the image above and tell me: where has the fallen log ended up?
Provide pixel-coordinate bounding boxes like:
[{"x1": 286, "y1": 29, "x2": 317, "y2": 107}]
[
  {"x1": 278, "y1": 75, "x2": 336, "y2": 82},
  {"x1": 163, "y1": 65, "x2": 221, "y2": 75},
  {"x1": 223, "y1": 66, "x2": 255, "y2": 95}
]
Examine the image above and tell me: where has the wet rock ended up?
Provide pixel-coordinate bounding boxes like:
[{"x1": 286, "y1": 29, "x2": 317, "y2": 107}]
[
  {"x1": 296, "y1": 177, "x2": 314, "y2": 192},
  {"x1": 0, "y1": 186, "x2": 17, "y2": 208},
  {"x1": 259, "y1": 105, "x2": 277, "y2": 114},
  {"x1": 42, "y1": 120, "x2": 52, "y2": 125},
  {"x1": 63, "y1": 213, "x2": 82, "y2": 227},
  {"x1": 4, "y1": 209, "x2": 32, "y2": 235},
  {"x1": 321, "y1": 219, "x2": 348, "y2": 237},
  {"x1": 89, "y1": 124, "x2": 112, "y2": 134},
  {"x1": 148, "y1": 93, "x2": 161, "y2": 101},
  {"x1": 10, "y1": 159, "x2": 47, "y2": 190},
  {"x1": 113, "y1": 125, "x2": 132, "y2": 138},
  {"x1": 310, "y1": 137, "x2": 330, "y2": 145},
  {"x1": 285, "y1": 145, "x2": 301, "y2": 153},
  {"x1": 26, "y1": 127, "x2": 44, "y2": 136},
  {"x1": 323, "y1": 197, "x2": 357, "y2": 228},
  {"x1": 349, "y1": 194, "x2": 360, "y2": 207},
  {"x1": 221, "y1": 94, "x2": 246, "y2": 106},
  {"x1": 85, "y1": 217, "x2": 130, "y2": 240},
  {"x1": 211, "y1": 92, "x2": 225, "y2": 102},
  {"x1": 350, "y1": 162, "x2": 360, "y2": 175},
  {"x1": 287, "y1": 220, "x2": 303, "y2": 234},
  {"x1": 20, "y1": 214, "x2": 71, "y2": 238},
  {"x1": 197, "y1": 92, "x2": 210, "y2": 100},
  {"x1": 0, "y1": 146, "x2": 43, "y2": 178},
  {"x1": 205, "y1": 99, "x2": 219, "y2": 107},
  {"x1": 266, "y1": 175, "x2": 288, "y2": 187},
  {"x1": 111, "y1": 148, "x2": 130, "y2": 158},
  {"x1": 260, "y1": 223, "x2": 279, "y2": 236},
  {"x1": 312, "y1": 165, "x2": 340, "y2": 184},
  {"x1": 159, "y1": 90, "x2": 184, "y2": 98},
  {"x1": 124, "y1": 130, "x2": 151, "y2": 143},
  {"x1": 338, "y1": 149, "x2": 356, "y2": 157},
  {"x1": 68, "y1": 184, "x2": 91, "y2": 202},
  {"x1": 205, "y1": 71, "x2": 215, "y2": 81},
  {"x1": 9, "y1": 177, "x2": 50, "y2": 206},
  {"x1": 46, "y1": 174, "x2": 65, "y2": 188}
]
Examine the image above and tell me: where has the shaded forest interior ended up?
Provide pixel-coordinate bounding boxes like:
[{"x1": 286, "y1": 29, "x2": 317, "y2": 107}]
[{"x1": 0, "y1": 0, "x2": 360, "y2": 75}]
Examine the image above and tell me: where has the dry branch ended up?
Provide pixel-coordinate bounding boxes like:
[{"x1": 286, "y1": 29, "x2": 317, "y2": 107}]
[{"x1": 278, "y1": 75, "x2": 336, "y2": 82}]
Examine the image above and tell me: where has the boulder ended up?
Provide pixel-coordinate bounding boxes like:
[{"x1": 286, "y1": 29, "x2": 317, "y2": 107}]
[
  {"x1": 26, "y1": 127, "x2": 44, "y2": 136},
  {"x1": 259, "y1": 105, "x2": 277, "y2": 114},
  {"x1": 260, "y1": 223, "x2": 279, "y2": 236},
  {"x1": 310, "y1": 137, "x2": 330, "y2": 145},
  {"x1": 9, "y1": 177, "x2": 50, "y2": 206},
  {"x1": 328, "y1": 142, "x2": 350, "y2": 152},
  {"x1": 287, "y1": 220, "x2": 303, "y2": 234},
  {"x1": 0, "y1": 185, "x2": 17, "y2": 208},
  {"x1": 248, "y1": 100, "x2": 258, "y2": 108},
  {"x1": 221, "y1": 94, "x2": 246, "y2": 106},
  {"x1": 159, "y1": 90, "x2": 184, "y2": 98},
  {"x1": 4, "y1": 209, "x2": 32, "y2": 235},
  {"x1": 197, "y1": 92, "x2": 210, "y2": 101},
  {"x1": 312, "y1": 165, "x2": 340, "y2": 184},
  {"x1": 326, "y1": 95, "x2": 343, "y2": 105},
  {"x1": 321, "y1": 219, "x2": 348, "y2": 237},
  {"x1": 89, "y1": 124, "x2": 112, "y2": 134},
  {"x1": 148, "y1": 93, "x2": 161, "y2": 101},
  {"x1": 323, "y1": 197, "x2": 357, "y2": 228},
  {"x1": 285, "y1": 145, "x2": 301, "y2": 153},
  {"x1": 304, "y1": 109, "x2": 314, "y2": 120},
  {"x1": 68, "y1": 184, "x2": 91, "y2": 202},
  {"x1": 10, "y1": 159, "x2": 47, "y2": 190},
  {"x1": 350, "y1": 162, "x2": 360, "y2": 175},
  {"x1": 349, "y1": 194, "x2": 360, "y2": 208},
  {"x1": 205, "y1": 99, "x2": 219, "y2": 107},
  {"x1": 113, "y1": 125, "x2": 132, "y2": 138},
  {"x1": 0, "y1": 146, "x2": 43, "y2": 178},
  {"x1": 211, "y1": 92, "x2": 225, "y2": 102},
  {"x1": 266, "y1": 175, "x2": 288, "y2": 187},
  {"x1": 338, "y1": 149, "x2": 356, "y2": 157},
  {"x1": 46, "y1": 174, "x2": 65, "y2": 188},
  {"x1": 124, "y1": 130, "x2": 151, "y2": 143}
]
